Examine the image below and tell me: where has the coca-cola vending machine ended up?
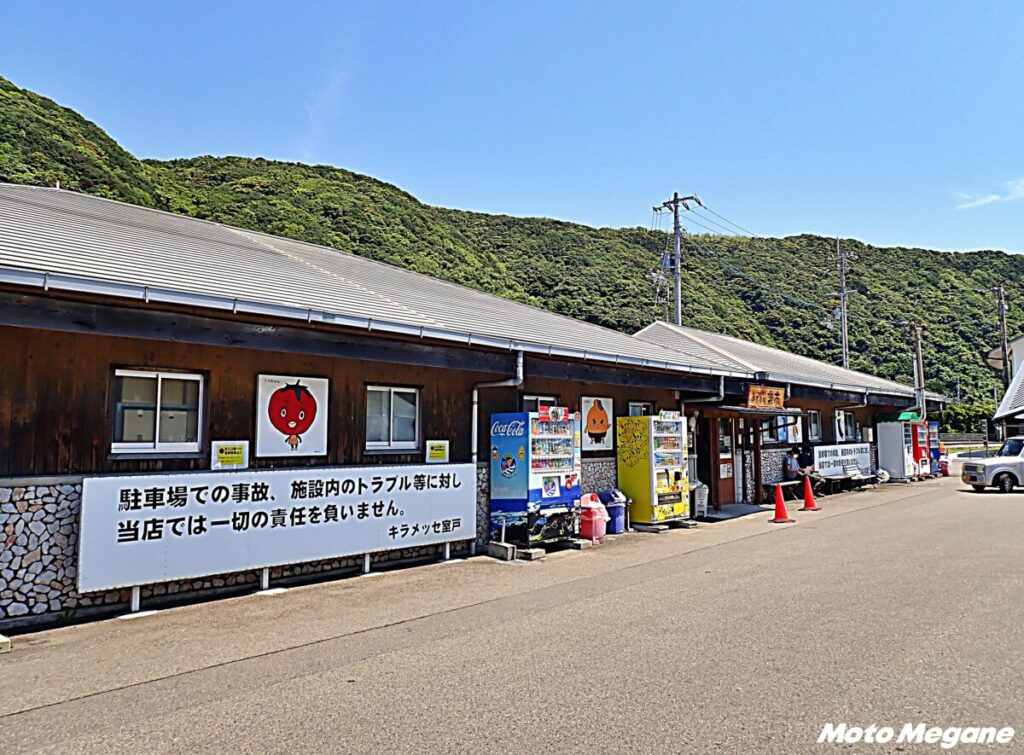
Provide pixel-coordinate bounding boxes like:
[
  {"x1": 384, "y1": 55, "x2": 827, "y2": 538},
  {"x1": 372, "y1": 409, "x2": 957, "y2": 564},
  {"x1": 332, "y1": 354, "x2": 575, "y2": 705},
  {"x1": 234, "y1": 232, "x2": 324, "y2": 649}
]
[{"x1": 911, "y1": 421, "x2": 930, "y2": 478}]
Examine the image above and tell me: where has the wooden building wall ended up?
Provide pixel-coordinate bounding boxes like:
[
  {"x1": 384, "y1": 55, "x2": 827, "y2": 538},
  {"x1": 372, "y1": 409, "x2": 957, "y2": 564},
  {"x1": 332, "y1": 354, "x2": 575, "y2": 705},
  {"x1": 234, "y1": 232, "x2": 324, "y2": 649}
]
[{"x1": 0, "y1": 326, "x2": 682, "y2": 478}]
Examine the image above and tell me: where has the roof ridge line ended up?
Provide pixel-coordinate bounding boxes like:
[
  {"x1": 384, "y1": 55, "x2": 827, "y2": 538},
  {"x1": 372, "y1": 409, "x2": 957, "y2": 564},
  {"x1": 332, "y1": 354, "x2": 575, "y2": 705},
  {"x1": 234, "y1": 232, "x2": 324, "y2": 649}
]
[
  {"x1": 669, "y1": 323, "x2": 759, "y2": 372},
  {"x1": 221, "y1": 226, "x2": 442, "y2": 327}
]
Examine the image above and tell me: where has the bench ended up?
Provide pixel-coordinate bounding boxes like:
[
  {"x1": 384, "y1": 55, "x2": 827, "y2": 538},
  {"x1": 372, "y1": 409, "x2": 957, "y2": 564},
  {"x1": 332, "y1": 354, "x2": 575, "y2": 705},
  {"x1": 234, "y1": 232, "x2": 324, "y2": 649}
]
[{"x1": 843, "y1": 463, "x2": 877, "y2": 490}]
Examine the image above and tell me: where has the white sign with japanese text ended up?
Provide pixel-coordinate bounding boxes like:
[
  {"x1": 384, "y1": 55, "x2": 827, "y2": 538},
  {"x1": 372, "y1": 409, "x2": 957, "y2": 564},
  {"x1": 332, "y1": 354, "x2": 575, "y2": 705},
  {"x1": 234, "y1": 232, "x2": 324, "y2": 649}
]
[
  {"x1": 814, "y1": 444, "x2": 872, "y2": 477},
  {"x1": 78, "y1": 463, "x2": 476, "y2": 592}
]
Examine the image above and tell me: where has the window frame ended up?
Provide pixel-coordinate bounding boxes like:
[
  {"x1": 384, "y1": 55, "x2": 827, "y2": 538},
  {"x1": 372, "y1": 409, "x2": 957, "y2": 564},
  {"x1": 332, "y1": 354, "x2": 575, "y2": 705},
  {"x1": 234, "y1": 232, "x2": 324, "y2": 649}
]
[
  {"x1": 807, "y1": 410, "x2": 822, "y2": 441},
  {"x1": 521, "y1": 394, "x2": 558, "y2": 413},
  {"x1": 111, "y1": 369, "x2": 204, "y2": 454},
  {"x1": 628, "y1": 401, "x2": 655, "y2": 417},
  {"x1": 365, "y1": 385, "x2": 421, "y2": 452}
]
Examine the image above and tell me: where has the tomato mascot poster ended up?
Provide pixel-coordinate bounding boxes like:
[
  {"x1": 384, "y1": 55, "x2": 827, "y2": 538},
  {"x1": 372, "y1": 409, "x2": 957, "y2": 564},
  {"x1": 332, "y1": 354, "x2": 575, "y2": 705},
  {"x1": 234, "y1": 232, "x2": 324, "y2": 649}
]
[
  {"x1": 255, "y1": 374, "x2": 329, "y2": 457},
  {"x1": 581, "y1": 396, "x2": 614, "y2": 451}
]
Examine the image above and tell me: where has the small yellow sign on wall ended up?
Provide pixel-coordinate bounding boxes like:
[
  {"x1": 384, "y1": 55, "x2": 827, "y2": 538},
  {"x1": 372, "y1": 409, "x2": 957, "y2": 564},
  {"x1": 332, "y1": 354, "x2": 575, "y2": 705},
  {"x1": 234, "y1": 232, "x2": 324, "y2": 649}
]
[
  {"x1": 425, "y1": 440, "x2": 450, "y2": 464},
  {"x1": 211, "y1": 441, "x2": 249, "y2": 470}
]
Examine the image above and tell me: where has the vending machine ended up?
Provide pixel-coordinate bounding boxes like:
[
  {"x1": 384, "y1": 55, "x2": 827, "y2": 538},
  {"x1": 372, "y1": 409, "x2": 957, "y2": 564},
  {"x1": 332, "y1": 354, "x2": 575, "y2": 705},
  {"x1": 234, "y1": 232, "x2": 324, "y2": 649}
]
[
  {"x1": 615, "y1": 411, "x2": 689, "y2": 525},
  {"x1": 911, "y1": 421, "x2": 931, "y2": 478},
  {"x1": 489, "y1": 407, "x2": 582, "y2": 546},
  {"x1": 877, "y1": 421, "x2": 916, "y2": 481},
  {"x1": 927, "y1": 421, "x2": 942, "y2": 475}
]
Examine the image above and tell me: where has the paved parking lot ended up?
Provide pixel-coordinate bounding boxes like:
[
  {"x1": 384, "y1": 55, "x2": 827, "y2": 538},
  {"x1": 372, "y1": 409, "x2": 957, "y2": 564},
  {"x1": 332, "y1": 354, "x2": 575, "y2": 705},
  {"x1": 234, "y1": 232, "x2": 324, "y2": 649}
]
[{"x1": 1, "y1": 476, "x2": 1022, "y2": 753}]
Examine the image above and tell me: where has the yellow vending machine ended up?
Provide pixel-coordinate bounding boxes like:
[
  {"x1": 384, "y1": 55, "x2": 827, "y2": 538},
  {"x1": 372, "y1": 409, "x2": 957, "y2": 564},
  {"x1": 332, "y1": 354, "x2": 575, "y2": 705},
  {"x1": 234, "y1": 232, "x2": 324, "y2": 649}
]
[{"x1": 616, "y1": 411, "x2": 689, "y2": 525}]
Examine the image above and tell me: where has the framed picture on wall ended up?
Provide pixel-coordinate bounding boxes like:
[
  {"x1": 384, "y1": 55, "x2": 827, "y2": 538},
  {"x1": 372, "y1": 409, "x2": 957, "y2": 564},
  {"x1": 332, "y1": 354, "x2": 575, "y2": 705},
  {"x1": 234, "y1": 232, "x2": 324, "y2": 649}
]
[
  {"x1": 255, "y1": 374, "x2": 329, "y2": 457},
  {"x1": 581, "y1": 396, "x2": 614, "y2": 451}
]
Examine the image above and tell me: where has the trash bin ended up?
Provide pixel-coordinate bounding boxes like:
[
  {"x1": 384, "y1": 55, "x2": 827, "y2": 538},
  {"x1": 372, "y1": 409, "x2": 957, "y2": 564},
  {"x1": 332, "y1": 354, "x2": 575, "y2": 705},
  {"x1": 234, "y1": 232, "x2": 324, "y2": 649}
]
[
  {"x1": 580, "y1": 493, "x2": 609, "y2": 544},
  {"x1": 598, "y1": 489, "x2": 628, "y2": 534},
  {"x1": 693, "y1": 483, "x2": 709, "y2": 518}
]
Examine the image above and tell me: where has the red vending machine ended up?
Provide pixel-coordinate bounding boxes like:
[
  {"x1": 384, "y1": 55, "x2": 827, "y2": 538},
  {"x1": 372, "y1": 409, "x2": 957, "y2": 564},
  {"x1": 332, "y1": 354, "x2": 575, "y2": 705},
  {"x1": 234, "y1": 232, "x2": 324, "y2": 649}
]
[{"x1": 911, "y1": 422, "x2": 930, "y2": 479}]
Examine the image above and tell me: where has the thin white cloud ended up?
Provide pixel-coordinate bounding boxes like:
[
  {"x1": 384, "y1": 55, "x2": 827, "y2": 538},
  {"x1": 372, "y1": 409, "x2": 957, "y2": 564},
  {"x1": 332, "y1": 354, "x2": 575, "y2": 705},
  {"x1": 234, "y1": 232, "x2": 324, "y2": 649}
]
[
  {"x1": 955, "y1": 179, "x2": 1024, "y2": 210},
  {"x1": 299, "y1": 70, "x2": 345, "y2": 164}
]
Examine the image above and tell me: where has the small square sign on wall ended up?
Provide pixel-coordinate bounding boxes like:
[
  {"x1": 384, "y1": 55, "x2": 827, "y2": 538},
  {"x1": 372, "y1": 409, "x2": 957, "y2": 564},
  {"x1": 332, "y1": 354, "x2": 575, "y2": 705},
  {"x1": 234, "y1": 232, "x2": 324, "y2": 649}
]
[{"x1": 426, "y1": 440, "x2": 450, "y2": 464}]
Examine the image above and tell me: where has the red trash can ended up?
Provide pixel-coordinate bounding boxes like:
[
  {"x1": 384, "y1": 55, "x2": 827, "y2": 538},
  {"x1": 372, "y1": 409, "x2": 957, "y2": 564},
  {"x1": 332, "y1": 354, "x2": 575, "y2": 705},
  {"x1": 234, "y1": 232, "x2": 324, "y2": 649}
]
[{"x1": 580, "y1": 493, "x2": 609, "y2": 544}]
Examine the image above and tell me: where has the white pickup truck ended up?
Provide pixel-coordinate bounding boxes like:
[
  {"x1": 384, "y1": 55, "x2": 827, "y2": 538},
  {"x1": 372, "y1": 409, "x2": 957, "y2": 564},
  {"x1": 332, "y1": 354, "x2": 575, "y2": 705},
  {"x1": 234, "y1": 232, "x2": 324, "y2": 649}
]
[{"x1": 961, "y1": 437, "x2": 1024, "y2": 493}]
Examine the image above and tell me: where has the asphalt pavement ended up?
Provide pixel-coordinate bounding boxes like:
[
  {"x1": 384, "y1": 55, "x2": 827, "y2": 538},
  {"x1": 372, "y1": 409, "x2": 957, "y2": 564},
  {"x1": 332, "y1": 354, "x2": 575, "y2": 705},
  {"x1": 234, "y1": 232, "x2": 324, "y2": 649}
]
[{"x1": 1, "y1": 474, "x2": 1022, "y2": 753}]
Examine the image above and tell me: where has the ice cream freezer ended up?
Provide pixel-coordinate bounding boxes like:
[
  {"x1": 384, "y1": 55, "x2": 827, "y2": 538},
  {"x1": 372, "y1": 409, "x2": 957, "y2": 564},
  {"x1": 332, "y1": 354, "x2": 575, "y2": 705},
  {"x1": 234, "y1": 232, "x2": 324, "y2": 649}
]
[{"x1": 615, "y1": 412, "x2": 689, "y2": 524}]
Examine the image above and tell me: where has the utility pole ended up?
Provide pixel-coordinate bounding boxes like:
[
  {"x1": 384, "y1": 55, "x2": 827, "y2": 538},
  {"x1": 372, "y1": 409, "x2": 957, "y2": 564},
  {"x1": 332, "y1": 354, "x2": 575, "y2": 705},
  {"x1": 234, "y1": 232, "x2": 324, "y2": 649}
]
[
  {"x1": 976, "y1": 285, "x2": 1011, "y2": 388},
  {"x1": 653, "y1": 192, "x2": 702, "y2": 326},
  {"x1": 837, "y1": 237, "x2": 850, "y2": 369},
  {"x1": 910, "y1": 322, "x2": 927, "y2": 421}
]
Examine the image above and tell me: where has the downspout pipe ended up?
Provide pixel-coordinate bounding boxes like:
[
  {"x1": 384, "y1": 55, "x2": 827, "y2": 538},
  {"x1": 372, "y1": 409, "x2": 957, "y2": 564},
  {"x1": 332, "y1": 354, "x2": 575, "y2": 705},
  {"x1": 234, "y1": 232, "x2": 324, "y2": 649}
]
[
  {"x1": 686, "y1": 376, "x2": 726, "y2": 405},
  {"x1": 471, "y1": 350, "x2": 524, "y2": 464},
  {"x1": 836, "y1": 390, "x2": 871, "y2": 411}
]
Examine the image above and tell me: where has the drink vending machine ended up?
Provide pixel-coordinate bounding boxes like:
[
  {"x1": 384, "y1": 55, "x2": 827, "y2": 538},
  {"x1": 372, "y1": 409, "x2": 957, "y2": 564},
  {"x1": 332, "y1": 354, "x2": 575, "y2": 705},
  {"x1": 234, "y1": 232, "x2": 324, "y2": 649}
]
[
  {"x1": 615, "y1": 410, "x2": 689, "y2": 525},
  {"x1": 877, "y1": 420, "x2": 917, "y2": 481},
  {"x1": 489, "y1": 407, "x2": 582, "y2": 546},
  {"x1": 927, "y1": 421, "x2": 942, "y2": 475},
  {"x1": 911, "y1": 421, "x2": 931, "y2": 478}
]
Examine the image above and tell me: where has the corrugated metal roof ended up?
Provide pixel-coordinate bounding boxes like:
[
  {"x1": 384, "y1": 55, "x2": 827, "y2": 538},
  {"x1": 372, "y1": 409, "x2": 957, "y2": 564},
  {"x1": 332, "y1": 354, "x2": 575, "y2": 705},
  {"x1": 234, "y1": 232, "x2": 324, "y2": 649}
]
[
  {"x1": 635, "y1": 321, "x2": 932, "y2": 399},
  {"x1": 995, "y1": 368, "x2": 1024, "y2": 420},
  {"x1": 0, "y1": 184, "x2": 750, "y2": 377}
]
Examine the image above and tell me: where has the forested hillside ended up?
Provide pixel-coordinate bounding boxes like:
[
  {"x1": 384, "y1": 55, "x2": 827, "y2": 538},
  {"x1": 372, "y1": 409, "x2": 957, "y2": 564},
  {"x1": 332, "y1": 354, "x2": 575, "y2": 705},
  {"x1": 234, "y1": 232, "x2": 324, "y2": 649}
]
[{"x1": 2, "y1": 75, "x2": 1020, "y2": 414}]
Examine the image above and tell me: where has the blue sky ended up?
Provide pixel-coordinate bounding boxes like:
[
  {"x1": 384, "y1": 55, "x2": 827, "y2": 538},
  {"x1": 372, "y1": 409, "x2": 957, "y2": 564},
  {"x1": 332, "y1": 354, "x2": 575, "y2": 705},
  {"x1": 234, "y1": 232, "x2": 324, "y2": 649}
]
[{"x1": 3, "y1": 1, "x2": 1022, "y2": 252}]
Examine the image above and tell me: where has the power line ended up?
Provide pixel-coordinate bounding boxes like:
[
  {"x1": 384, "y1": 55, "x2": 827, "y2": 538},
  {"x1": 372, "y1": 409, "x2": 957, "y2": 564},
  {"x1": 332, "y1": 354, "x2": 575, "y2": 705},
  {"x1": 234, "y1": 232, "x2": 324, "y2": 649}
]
[
  {"x1": 683, "y1": 215, "x2": 731, "y2": 236},
  {"x1": 699, "y1": 205, "x2": 760, "y2": 237},
  {"x1": 686, "y1": 209, "x2": 742, "y2": 237}
]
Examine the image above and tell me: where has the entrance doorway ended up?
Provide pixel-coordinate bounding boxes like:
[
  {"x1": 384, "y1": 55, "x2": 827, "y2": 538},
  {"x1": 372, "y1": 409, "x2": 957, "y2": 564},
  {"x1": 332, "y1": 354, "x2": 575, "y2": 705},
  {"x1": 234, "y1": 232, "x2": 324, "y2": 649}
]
[{"x1": 717, "y1": 418, "x2": 736, "y2": 506}]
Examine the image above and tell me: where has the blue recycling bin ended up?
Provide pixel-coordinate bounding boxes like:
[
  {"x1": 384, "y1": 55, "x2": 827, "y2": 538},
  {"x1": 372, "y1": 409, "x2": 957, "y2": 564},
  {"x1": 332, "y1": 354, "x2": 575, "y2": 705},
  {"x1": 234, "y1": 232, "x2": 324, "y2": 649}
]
[
  {"x1": 598, "y1": 489, "x2": 628, "y2": 534},
  {"x1": 604, "y1": 502, "x2": 626, "y2": 534}
]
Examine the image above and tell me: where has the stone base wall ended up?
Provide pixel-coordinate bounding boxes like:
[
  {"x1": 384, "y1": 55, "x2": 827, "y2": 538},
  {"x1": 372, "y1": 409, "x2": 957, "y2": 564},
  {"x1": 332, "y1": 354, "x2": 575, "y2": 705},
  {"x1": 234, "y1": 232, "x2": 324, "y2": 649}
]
[
  {"x1": 1, "y1": 476, "x2": 478, "y2": 632},
  {"x1": 475, "y1": 462, "x2": 489, "y2": 548},
  {"x1": 742, "y1": 450, "x2": 756, "y2": 503},
  {"x1": 760, "y1": 449, "x2": 789, "y2": 486},
  {"x1": 581, "y1": 458, "x2": 617, "y2": 493}
]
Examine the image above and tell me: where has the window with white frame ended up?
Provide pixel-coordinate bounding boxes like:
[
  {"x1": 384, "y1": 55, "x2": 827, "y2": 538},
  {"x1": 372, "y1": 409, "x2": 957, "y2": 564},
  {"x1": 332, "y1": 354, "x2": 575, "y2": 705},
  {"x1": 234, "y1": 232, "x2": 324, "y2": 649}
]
[
  {"x1": 833, "y1": 409, "x2": 858, "y2": 443},
  {"x1": 112, "y1": 370, "x2": 203, "y2": 453},
  {"x1": 628, "y1": 401, "x2": 655, "y2": 417},
  {"x1": 521, "y1": 394, "x2": 557, "y2": 413},
  {"x1": 807, "y1": 410, "x2": 822, "y2": 441},
  {"x1": 366, "y1": 386, "x2": 420, "y2": 450}
]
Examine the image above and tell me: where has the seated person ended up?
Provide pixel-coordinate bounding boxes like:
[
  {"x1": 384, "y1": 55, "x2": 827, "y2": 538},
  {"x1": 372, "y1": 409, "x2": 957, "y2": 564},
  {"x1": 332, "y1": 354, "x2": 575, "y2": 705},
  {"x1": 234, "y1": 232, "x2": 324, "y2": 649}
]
[
  {"x1": 798, "y1": 444, "x2": 814, "y2": 470},
  {"x1": 783, "y1": 447, "x2": 803, "y2": 481},
  {"x1": 785, "y1": 446, "x2": 826, "y2": 493}
]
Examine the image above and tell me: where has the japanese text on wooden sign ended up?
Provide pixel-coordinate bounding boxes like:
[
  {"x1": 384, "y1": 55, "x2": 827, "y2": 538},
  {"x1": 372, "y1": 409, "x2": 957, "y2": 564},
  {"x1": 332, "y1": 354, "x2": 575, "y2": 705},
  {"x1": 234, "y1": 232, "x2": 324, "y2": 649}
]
[
  {"x1": 78, "y1": 464, "x2": 476, "y2": 592},
  {"x1": 747, "y1": 385, "x2": 786, "y2": 410}
]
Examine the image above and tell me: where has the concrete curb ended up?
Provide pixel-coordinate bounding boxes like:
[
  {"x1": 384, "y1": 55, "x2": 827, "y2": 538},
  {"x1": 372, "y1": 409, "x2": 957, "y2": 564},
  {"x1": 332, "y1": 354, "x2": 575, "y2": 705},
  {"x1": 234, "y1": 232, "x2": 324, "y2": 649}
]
[{"x1": 0, "y1": 633, "x2": 11, "y2": 654}]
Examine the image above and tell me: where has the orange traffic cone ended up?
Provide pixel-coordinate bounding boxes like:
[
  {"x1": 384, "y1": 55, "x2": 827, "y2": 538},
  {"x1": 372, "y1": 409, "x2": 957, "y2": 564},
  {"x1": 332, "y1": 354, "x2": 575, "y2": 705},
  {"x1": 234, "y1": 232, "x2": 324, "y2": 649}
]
[
  {"x1": 770, "y1": 483, "x2": 794, "y2": 524},
  {"x1": 800, "y1": 476, "x2": 821, "y2": 511}
]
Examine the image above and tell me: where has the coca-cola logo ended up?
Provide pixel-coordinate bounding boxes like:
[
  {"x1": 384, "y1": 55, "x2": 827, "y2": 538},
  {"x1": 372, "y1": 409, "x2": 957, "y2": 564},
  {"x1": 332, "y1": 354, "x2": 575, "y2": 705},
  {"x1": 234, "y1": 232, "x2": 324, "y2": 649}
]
[{"x1": 491, "y1": 419, "x2": 526, "y2": 437}]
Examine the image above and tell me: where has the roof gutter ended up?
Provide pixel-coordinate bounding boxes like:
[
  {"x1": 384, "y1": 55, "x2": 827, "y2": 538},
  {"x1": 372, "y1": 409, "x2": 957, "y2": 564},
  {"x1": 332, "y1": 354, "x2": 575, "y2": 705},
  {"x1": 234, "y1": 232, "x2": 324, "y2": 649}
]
[{"x1": 0, "y1": 266, "x2": 752, "y2": 379}]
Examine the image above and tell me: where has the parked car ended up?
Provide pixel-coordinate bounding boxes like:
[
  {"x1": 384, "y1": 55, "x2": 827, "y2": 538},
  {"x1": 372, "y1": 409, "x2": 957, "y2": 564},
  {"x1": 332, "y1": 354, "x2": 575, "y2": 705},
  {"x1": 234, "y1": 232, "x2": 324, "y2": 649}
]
[{"x1": 961, "y1": 437, "x2": 1024, "y2": 493}]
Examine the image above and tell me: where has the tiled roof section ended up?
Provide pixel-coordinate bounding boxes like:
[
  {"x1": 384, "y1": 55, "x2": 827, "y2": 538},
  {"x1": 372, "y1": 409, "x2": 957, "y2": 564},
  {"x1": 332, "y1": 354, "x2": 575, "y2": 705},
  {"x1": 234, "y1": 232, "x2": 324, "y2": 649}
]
[
  {"x1": 0, "y1": 184, "x2": 751, "y2": 377},
  {"x1": 635, "y1": 321, "x2": 932, "y2": 399}
]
